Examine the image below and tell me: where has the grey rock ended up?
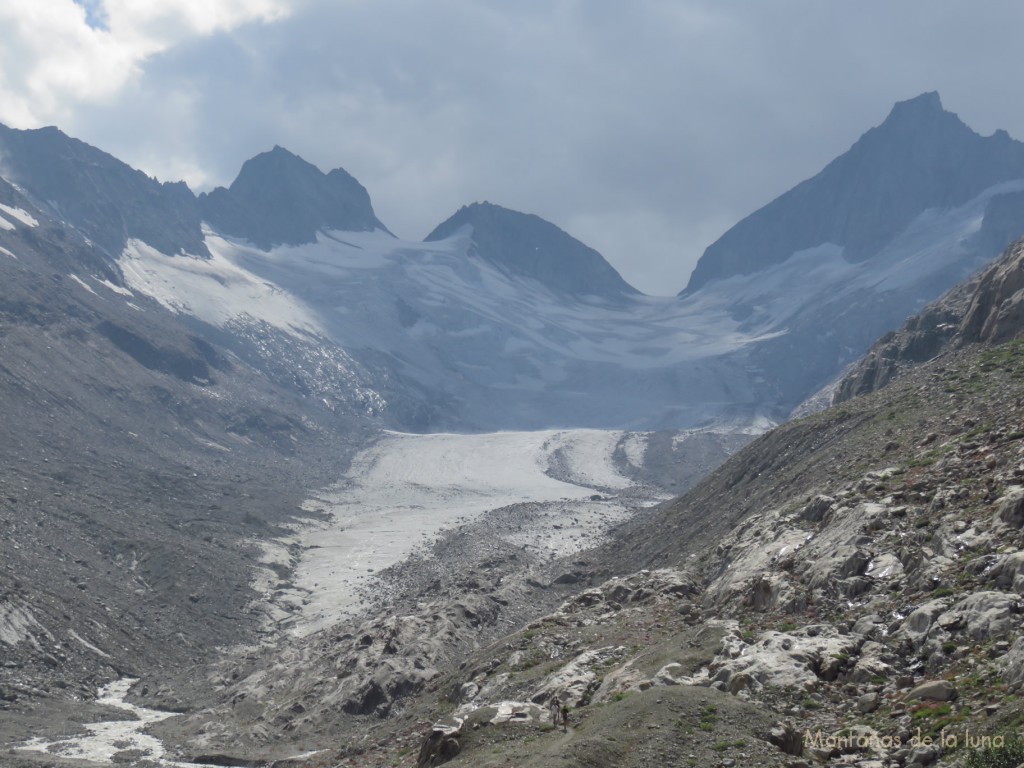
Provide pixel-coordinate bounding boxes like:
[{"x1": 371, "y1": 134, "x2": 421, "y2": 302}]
[
  {"x1": 857, "y1": 691, "x2": 881, "y2": 713},
  {"x1": 995, "y1": 486, "x2": 1024, "y2": 528},
  {"x1": 800, "y1": 495, "x2": 835, "y2": 524},
  {"x1": 684, "y1": 92, "x2": 1024, "y2": 296},
  {"x1": 200, "y1": 146, "x2": 390, "y2": 249},
  {"x1": 1000, "y1": 637, "x2": 1024, "y2": 686},
  {"x1": 767, "y1": 722, "x2": 804, "y2": 756},
  {"x1": 905, "y1": 680, "x2": 957, "y2": 702}
]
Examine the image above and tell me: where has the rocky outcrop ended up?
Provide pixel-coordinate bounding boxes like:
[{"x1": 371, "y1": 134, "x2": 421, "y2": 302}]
[
  {"x1": 830, "y1": 298, "x2": 968, "y2": 402},
  {"x1": 834, "y1": 238, "x2": 1024, "y2": 403},
  {"x1": 706, "y1": 627, "x2": 861, "y2": 694},
  {"x1": 958, "y1": 239, "x2": 1024, "y2": 345},
  {"x1": 416, "y1": 722, "x2": 462, "y2": 767}
]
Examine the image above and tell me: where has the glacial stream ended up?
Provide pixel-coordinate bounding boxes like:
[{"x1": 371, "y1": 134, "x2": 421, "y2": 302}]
[{"x1": 14, "y1": 678, "x2": 217, "y2": 766}]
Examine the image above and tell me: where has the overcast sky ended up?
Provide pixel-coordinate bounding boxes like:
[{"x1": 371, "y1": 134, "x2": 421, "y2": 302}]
[{"x1": 1, "y1": 1, "x2": 1022, "y2": 294}]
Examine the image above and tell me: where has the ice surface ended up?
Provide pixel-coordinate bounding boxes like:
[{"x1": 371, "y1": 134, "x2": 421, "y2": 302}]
[
  {"x1": 94, "y1": 277, "x2": 133, "y2": 296},
  {"x1": 620, "y1": 433, "x2": 648, "y2": 468},
  {"x1": 119, "y1": 238, "x2": 323, "y2": 334},
  {"x1": 272, "y1": 429, "x2": 650, "y2": 637}
]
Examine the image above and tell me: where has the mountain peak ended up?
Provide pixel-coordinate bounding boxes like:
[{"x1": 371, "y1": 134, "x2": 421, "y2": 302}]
[
  {"x1": 886, "y1": 91, "x2": 944, "y2": 120},
  {"x1": 199, "y1": 147, "x2": 390, "y2": 249},
  {"x1": 425, "y1": 202, "x2": 638, "y2": 298},
  {"x1": 681, "y1": 92, "x2": 1024, "y2": 294}
]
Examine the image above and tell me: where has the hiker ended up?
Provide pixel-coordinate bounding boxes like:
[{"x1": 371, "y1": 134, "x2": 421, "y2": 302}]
[
  {"x1": 561, "y1": 703, "x2": 569, "y2": 731},
  {"x1": 549, "y1": 696, "x2": 560, "y2": 727}
]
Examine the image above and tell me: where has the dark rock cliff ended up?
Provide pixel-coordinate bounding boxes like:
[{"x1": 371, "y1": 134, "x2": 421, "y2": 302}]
[{"x1": 200, "y1": 146, "x2": 390, "y2": 249}]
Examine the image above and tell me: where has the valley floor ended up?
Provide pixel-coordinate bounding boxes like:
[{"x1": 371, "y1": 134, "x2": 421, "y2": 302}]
[{"x1": 5, "y1": 427, "x2": 686, "y2": 766}]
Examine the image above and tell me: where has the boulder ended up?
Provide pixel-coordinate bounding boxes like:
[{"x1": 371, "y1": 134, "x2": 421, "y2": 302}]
[
  {"x1": 417, "y1": 724, "x2": 462, "y2": 768},
  {"x1": 938, "y1": 591, "x2": 1018, "y2": 642},
  {"x1": 995, "y1": 486, "x2": 1024, "y2": 527},
  {"x1": 767, "y1": 721, "x2": 804, "y2": 755},
  {"x1": 857, "y1": 691, "x2": 881, "y2": 713},
  {"x1": 905, "y1": 680, "x2": 957, "y2": 702},
  {"x1": 1000, "y1": 637, "x2": 1024, "y2": 687},
  {"x1": 988, "y1": 551, "x2": 1024, "y2": 594},
  {"x1": 654, "y1": 663, "x2": 685, "y2": 686},
  {"x1": 849, "y1": 641, "x2": 896, "y2": 684},
  {"x1": 850, "y1": 615, "x2": 884, "y2": 639},
  {"x1": 707, "y1": 629, "x2": 859, "y2": 694},
  {"x1": 800, "y1": 495, "x2": 835, "y2": 524},
  {"x1": 893, "y1": 599, "x2": 950, "y2": 647}
]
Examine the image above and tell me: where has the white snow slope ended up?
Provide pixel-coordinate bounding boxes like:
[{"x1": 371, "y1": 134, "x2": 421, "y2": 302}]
[{"x1": 114, "y1": 179, "x2": 1023, "y2": 430}]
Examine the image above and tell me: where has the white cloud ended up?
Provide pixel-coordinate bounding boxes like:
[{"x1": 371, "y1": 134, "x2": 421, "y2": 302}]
[{"x1": 0, "y1": 0, "x2": 291, "y2": 128}]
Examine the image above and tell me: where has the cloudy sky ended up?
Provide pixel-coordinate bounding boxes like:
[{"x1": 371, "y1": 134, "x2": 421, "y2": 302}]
[{"x1": 1, "y1": 1, "x2": 1022, "y2": 294}]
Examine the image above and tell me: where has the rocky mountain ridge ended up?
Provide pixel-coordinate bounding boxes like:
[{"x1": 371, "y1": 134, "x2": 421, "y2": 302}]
[
  {"x1": 199, "y1": 146, "x2": 391, "y2": 249},
  {"x1": 425, "y1": 202, "x2": 638, "y2": 299},
  {"x1": 684, "y1": 92, "x2": 1024, "y2": 295}
]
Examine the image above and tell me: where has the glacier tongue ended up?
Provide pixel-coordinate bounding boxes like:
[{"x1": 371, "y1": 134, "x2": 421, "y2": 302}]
[{"x1": 256, "y1": 429, "x2": 668, "y2": 638}]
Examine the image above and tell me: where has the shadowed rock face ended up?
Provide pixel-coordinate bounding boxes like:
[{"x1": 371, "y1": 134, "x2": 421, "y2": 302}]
[
  {"x1": 425, "y1": 201, "x2": 638, "y2": 299},
  {"x1": 0, "y1": 123, "x2": 208, "y2": 259},
  {"x1": 199, "y1": 146, "x2": 390, "y2": 249},
  {"x1": 682, "y1": 92, "x2": 1024, "y2": 295}
]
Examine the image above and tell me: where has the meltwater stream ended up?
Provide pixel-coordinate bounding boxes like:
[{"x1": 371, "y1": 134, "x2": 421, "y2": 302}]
[{"x1": 15, "y1": 678, "x2": 218, "y2": 767}]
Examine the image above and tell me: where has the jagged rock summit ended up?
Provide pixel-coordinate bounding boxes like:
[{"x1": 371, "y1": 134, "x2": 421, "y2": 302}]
[
  {"x1": 426, "y1": 201, "x2": 638, "y2": 299},
  {"x1": 682, "y1": 92, "x2": 1024, "y2": 294},
  {"x1": 199, "y1": 145, "x2": 391, "y2": 249}
]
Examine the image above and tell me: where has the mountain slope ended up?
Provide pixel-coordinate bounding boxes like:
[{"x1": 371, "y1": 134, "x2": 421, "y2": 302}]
[
  {"x1": 146, "y1": 278, "x2": 1024, "y2": 768},
  {"x1": 425, "y1": 201, "x2": 638, "y2": 299},
  {"x1": 0, "y1": 123, "x2": 207, "y2": 260},
  {"x1": 834, "y1": 236, "x2": 1024, "y2": 402},
  {"x1": 683, "y1": 92, "x2": 1024, "y2": 294},
  {"x1": 0, "y1": 163, "x2": 369, "y2": 746}
]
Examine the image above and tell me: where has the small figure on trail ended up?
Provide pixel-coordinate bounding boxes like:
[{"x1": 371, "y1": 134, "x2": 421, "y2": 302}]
[
  {"x1": 560, "y1": 704, "x2": 569, "y2": 732},
  {"x1": 549, "y1": 696, "x2": 561, "y2": 728}
]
